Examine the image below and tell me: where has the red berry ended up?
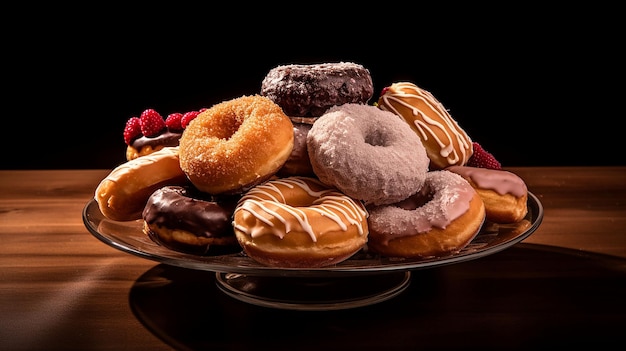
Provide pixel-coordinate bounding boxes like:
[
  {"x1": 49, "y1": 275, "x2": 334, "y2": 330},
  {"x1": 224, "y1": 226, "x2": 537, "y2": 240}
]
[
  {"x1": 123, "y1": 117, "x2": 141, "y2": 145},
  {"x1": 181, "y1": 111, "x2": 200, "y2": 128},
  {"x1": 467, "y1": 142, "x2": 502, "y2": 170},
  {"x1": 139, "y1": 109, "x2": 166, "y2": 137},
  {"x1": 165, "y1": 112, "x2": 184, "y2": 131}
]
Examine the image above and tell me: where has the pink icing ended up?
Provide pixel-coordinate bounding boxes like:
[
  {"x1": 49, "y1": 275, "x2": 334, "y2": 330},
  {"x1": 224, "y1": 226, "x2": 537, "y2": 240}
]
[
  {"x1": 446, "y1": 166, "x2": 527, "y2": 197},
  {"x1": 367, "y1": 170, "x2": 476, "y2": 244}
]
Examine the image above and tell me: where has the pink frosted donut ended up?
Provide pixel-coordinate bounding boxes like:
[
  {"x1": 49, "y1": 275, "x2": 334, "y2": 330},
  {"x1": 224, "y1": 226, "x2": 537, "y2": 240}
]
[
  {"x1": 366, "y1": 170, "x2": 486, "y2": 258},
  {"x1": 307, "y1": 103, "x2": 429, "y2": 206}
]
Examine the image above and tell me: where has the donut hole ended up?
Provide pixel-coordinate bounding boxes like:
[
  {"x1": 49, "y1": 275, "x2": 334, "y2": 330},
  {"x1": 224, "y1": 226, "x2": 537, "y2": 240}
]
[
  {"x1": 208, "y1": 111, "x2": 244, "y2": 140},
  {"x1": 394, "y1": 187, "x2": 434, "y2": 210},
  {"x1": 363, "y1": 128, "x2": 391, "y2": 147}
]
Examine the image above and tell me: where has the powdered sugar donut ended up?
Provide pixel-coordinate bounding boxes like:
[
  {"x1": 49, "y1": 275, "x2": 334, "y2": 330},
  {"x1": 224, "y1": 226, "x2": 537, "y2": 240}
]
[{"x1": 307, "y1": 103, "x2": 429, "y2": 206}]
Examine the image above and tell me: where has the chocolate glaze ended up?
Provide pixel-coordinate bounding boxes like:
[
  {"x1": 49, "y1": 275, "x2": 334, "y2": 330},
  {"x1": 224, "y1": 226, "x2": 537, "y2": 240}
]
[
  {"x1": 143, "y1": 186, "x2": 240, "y2": 239},
  {"x1": 261, "y1": 62, "x2": 374, "y2": 117},
  {"x1": 131, "y1": 130, "x2": 182, "y2": 150}
]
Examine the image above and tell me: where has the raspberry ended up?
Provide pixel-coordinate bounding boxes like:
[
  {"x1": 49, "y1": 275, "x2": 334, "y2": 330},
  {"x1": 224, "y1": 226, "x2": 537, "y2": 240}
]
[
  {"x1": 123, "y1": 117, "x2": 141, "y2": 145},
  {"x1": 181, "y1": 111, "x2": 200, "y2": 128},
  {"x1": 467, "y1": 142, "x2": 502, "y2": 170},
  {"x1": 139, "y1": 109, "x2": 166, "y2": 137},
  {"x1": 165, "y1": 112, "x2": 184, "y2": 131}
]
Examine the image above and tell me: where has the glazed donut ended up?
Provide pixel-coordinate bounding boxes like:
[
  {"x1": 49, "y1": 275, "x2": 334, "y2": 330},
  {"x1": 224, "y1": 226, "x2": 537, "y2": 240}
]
[
  {"x1": 307, "y1": 103, "x2": 430, "y2": 206},
  {"x1": 276, "y1": 117, "x2": 316, "y2": 177},
  {"x1": 179, "y1": 95, "x2": 294, "y2": 195},
  {"x1": 377, "y1": 82, "x2": 473, "y2": 170},
  {"x1": 94, "y1": 147, "x2": 189, "y2": 221},
  {"x1": 232, "y1": 176, "x2": 369, "y2": 268},
  {"x1": 261, "y1": 62, "x2": 374, "y2": 117},
  {"x1": 142, "y1": 185, "x2": 241, "y2": 255},
  {"x1": 366, "y1": 170, "x2": 485, "y2": 259},
  {"x1": 445, "y1": 165, "x2": 528, "y2": 223}
]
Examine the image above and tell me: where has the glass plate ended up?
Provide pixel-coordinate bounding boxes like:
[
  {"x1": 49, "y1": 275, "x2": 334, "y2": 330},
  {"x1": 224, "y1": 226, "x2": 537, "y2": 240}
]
[{"x1": 83, "y1": 192, "x2": 543, "y2": 309}]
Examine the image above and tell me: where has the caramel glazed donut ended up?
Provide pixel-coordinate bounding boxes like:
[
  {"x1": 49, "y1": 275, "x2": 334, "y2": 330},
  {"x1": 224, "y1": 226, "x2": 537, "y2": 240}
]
[
  {"x1": 233, "y1": 176, "x2": 369, "y2": 268},
  {"x1": 366, "y1": 170, "x2": 486, "y2": 259},
  {"x1": 445, "y1": 165, "x2": 528, "y2": 223},
  {"x1": 178, "y1": 95, "x2": 294, "y2": 195},
  {"x1": 94, "y1": 146, "x2": 188, "y2": 221},
  {"x1": 377, "y1": 81, "x2": 474, "y2": 170},
  {"x1": 142, "y1": 185, "x2": 242, "y2": 255}
]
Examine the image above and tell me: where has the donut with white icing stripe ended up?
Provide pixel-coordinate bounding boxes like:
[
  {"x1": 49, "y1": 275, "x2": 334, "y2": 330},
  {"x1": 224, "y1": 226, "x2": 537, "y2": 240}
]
[
  {"x1": 232, "y1": 176, "x2": 369, "y2": 268},
  {"x1": 377, "y1": 82, "x2": 473, "y2": 170}
]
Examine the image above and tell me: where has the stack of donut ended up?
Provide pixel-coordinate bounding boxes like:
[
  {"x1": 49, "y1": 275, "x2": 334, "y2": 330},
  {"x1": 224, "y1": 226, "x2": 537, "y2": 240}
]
[{"x1": 94, "y1": 62, "x2": 530, "y2": 267}]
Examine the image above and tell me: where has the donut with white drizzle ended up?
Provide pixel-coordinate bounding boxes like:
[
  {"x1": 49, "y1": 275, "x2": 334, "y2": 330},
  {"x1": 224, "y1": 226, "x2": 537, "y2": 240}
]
[
  {"x1": 377, "y1": 82, "x2": 473, "y2": 169},
  {"x1": 232, "y1": 176, "x2": 368, "y2": 268}
]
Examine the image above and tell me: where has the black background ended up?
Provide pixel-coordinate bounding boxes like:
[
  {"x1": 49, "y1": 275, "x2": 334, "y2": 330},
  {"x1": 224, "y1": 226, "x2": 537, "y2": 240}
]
[{"x1": 6, "y1": 4, "x2": 623, "y2": 170}]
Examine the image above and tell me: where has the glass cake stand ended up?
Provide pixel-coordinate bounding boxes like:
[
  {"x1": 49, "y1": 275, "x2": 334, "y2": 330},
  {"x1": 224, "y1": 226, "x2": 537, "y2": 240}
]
[{"x1": 83, "y1": 192, "x2": 543, "y2": 310}]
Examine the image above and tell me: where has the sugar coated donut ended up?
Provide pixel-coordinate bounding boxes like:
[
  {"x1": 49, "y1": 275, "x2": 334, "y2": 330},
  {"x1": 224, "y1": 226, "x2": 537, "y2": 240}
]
[
  {"x1": 179, "y1": 95, "x2": 294, "y2": 195},
  {"x1": 233, "y1": 176, "x2": 369, "y2": 268},
  {"x1": 445, "y1": 166, "x2": 528, "y2": 223},
  {"x1": 307, "y1": 103, "x2": 429, "y2": 206},
  {"x1": 261, "y1": 62, "x2": 374, "y2": 117},
  {"x1": 277, "y1": 117, "x2": 316, "y2": 177},
  {"x1": 367, "y1": 170, "x2": 485, "y2": 258},
  {"x1": 142, "y1": 185, "x2": 241, "y2": 255},
  {"x1": 377, "y1": 82, "x2": 473, "y2": 169},
  {"x1": 94, "y1": 147, "x2": 189, "y2": 221}
]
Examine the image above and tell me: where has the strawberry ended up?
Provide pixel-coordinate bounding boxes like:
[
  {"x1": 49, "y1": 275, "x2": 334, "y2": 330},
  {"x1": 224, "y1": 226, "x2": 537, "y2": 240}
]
[
  {"x1": 123, "y1": 117, "x2": 141, "y2": 145},
  {"x1": 181, "y1": 110, "x2": 200, "y2": 128},
  {"x1": 165, "y1": 112, "x2": 184, "y2": 131},
  {"x1": 467, "y1": 142, "x2": 502, "y2": 170},
  {"x1": 139, "y1": 109, "x2": 166, "y2": 137}
]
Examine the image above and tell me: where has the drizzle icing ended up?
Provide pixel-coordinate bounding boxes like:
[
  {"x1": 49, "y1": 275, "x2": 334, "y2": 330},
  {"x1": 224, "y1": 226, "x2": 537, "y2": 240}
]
[
  {"x1": 233, "y1": 177, "x2": 368, "y2": 242},
  {"x1": 378, "y1": 82, "x2": 472, "y2": 168}
]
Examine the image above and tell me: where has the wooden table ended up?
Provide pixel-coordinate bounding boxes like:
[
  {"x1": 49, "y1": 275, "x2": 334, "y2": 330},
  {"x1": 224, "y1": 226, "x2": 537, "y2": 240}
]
[{"x1": 1, "y1": 167, "x2": 625, "y2": 350}]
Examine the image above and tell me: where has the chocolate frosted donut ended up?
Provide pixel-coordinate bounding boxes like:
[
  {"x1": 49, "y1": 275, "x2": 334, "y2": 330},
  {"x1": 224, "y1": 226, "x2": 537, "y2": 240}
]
[
  {"x1": 126, "y1": 130, "x2": 182, "y2": 161},
  {"x1": 142, "y1": 185, "x2": 241, "y2": 255},
  {"x1": 261, "y1": 62, "x2": 374, "y2": 117}
]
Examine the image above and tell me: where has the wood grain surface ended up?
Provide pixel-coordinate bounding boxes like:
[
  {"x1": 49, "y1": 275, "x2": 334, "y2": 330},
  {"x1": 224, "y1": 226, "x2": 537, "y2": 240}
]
[{"x1": 1, "y1": 167, "x2": 625, "y2": 350}]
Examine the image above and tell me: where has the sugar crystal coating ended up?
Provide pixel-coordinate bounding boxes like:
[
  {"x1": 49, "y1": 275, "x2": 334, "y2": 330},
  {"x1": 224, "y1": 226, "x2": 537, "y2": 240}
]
[{"x1": 307, "y1": 103, "x2": 429, "y2": 206}]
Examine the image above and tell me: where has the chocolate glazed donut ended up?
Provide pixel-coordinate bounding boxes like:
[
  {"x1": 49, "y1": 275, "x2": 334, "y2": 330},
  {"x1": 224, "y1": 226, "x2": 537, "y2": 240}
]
[
  {"x1": 261, "y1": 62, "x2": 374, "y2": 117},
  {"x1": 142, "y1": 185, "x2": 242, "y2": 255}
]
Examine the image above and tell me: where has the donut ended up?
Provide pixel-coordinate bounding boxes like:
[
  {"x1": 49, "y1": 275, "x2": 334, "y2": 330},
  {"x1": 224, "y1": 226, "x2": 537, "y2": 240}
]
[
  {"x1": 307, "y1": 103, "x2": 430, "y2": 206},
  {"x1": 94, "y1": 147, "x2": 189, "y2": 221},
  {"x1": 123, "y1": 109, "x2": 187, "y2": 161},
  {"x1": 377, "y1": 82, "x2": 473, "y2": 170},
  {"x1": 366, "y1": 170, "x2": 486, "y2": 259},
  {"x1": 232, "y1": 176, "x2": 369, "y2": 268},
  {"x1": 445, "y1": 165, "x2": 528, "y2": 223},
  {"x1": 126, "y1": 130, "x2": 182, "y2": 160},
  {"x1": 142, "y1": 185, "x2": 241, "y2": 255},
  {"x1": 261, "y1": 62, "x2": 374, "y2": 117},
  {"x1": 178, "y1": 95, "x2": 294, "y2": 195},
  {"x1": 276, "y1": 117, "x2": 316, "y2": 177}
]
